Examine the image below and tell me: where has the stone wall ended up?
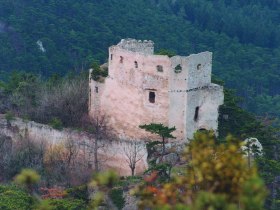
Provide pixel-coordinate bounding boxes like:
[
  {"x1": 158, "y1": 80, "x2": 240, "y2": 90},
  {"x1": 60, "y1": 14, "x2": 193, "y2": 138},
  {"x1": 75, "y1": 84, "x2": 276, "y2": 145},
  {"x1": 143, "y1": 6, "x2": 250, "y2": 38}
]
[
  {"x1": 115, "y1": 38, "x2": 154, "y2": 55},
  {"x1": 89, "y1": 39, "x2": 224, "y2": 142},
  {"x1": 0, "y1": 115, "x2": 148, "y2": 176},
  {"x1": 90, "y1": 44, "x2": 172, "y2": 141}
]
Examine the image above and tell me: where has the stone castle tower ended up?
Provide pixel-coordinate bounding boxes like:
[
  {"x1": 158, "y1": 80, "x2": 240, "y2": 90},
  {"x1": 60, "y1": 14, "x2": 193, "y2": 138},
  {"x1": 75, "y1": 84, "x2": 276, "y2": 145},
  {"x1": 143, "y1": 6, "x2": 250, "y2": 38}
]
[{"x1": 89, "y1": 39, "x2": 224, "y2": 141}]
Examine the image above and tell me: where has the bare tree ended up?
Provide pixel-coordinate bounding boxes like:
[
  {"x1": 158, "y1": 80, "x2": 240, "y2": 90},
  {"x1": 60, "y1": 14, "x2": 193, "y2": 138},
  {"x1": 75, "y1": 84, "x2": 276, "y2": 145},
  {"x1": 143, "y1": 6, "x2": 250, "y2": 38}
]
[
  {"x1": 0, "y1": 134, "x2": 12, "y2": 181},
  {"x1": 123, "y1": 141, "x2": 145, "y2": 176},
  {"x1": 35, "y1": 75, "x2": 88, "y2": 127},
  {"x1": 64, "y1": 136, "x2": 79, "y2": 169},
  {"x1": 86, "y1": 115, "x2": 111, "y2": 172}
]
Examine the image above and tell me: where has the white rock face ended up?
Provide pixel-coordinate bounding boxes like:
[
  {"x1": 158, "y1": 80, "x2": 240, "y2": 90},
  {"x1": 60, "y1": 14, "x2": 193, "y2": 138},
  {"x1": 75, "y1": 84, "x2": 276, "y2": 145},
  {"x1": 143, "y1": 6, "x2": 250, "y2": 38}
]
[{"x1": 36, "y1": 40, "x2": 46, "y2": 53}]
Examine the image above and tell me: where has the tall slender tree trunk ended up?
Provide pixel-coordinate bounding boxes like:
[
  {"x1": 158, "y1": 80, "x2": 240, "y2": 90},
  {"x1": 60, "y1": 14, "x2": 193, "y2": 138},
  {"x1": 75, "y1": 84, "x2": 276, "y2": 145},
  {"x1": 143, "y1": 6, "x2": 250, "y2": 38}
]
[
  {"x1": 94, "y1": 137, "x2": 99, "y2": 172},
  {"x1": 162, "y1": 136, "x2": 165, "y2": 156}
]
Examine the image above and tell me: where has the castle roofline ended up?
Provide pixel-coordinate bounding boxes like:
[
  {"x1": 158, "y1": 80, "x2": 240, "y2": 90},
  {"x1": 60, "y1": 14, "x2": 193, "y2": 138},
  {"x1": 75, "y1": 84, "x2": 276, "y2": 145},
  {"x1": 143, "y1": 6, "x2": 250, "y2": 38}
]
[
  {"x1": 110, "y1": 39, "x2": 212, "y2": 61},
  {"x1": 112, "y1": 38, "x2": 155, "y2": 55}
]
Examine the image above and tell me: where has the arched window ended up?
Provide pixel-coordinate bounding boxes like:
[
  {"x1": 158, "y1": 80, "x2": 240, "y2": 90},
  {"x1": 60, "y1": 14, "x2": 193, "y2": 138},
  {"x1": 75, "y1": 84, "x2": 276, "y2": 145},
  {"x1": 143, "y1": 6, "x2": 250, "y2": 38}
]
[
  {"x1": 110, "y1": 54, "x2": 113, "y2": 60},
  {"x1": 174, "y1": 64, "x2": 182, "y2": 73},
  {"x1": 120, "y1": 56, "x2": 123, "y2": 63},
  {"x1": 197, "y1": 64, "x2": 202, "y2": 70}
]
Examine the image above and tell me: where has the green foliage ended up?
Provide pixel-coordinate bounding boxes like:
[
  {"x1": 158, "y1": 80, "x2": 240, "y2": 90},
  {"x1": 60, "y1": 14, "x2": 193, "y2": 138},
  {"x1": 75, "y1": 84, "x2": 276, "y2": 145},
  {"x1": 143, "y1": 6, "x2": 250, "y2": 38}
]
[
  {"x1": 0, "y1": 0, "x2": 280, "y2": 118},
  {"x1": 140, "y1": 123, "x2": 176, "y2": 154},
  {"x1": 49, "y1": 118, "x2": 63, "y2": 130},
  {"x1": 136, "y1": 133, "x2": 267, "y2": 209},
  {"x1": 0, "y1": 185, "x2": 35, "y2": 210},
  {"x1": 89, "y1": 170, "x2": 119, "y2": 209},
  {"x1": 145, "y1": 162, "x2": 172, "y2": 183},
  {"x1": 155, "y1": 49, "x2": 176, "y2": 57},
  {"x1": 109, "y1": 188, "x2": 125, "y2": 210},
  {"x1": 193, "y1": 192, "x2": 236, "y2": 210},
  {"x1": 14, "y1": 169, "x2": 40, "y2": 192},
  {"x1": 91, "y1": 170, "x2": 119, "y2": 189},
  {"x1": 91, "y1": 61, "x2": 108, "y2": 81},
  {"x1": 66, "y1": 185, "x2": 89, "y2": 203},
  {"x1": 139, "y1": 123, "x2": 176, "y2": 139},
  {"x1": 5, "y1": 111, "x2": 14, "y2": 123},
  {"x1": 39, "y1": 198, "x2": 86, "y2": 210}
]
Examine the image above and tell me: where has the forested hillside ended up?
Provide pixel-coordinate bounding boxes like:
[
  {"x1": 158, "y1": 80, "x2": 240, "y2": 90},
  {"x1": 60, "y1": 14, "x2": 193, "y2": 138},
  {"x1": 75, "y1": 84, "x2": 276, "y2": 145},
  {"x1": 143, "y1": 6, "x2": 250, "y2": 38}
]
[{"x1": 0, "y1": 0, "x2": 280, "y2": 117}]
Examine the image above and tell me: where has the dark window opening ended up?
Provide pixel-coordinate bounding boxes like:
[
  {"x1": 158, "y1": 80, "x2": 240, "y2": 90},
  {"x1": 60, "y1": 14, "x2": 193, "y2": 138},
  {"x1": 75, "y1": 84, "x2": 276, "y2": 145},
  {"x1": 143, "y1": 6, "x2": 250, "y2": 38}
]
[
  {"x1": 157, "y1": 65, "x2": 163, "y2": 72},
  {"x1": 110, "y1": 54, "x2": 113, "y2": 60},
  {"x1": 198, "y1": 128, "x2": 207, "y2": 134},
  {"x1": 120, "y1": 56, "x2": 123, "y2": 63},
  {"x1": 149, "y1": 92, "x2": 155, "y2": 103},
  {"x1": 197, "y1": 64, "x2": 202, "y2": 70},
  {"x1": 194, "y1": 106, "x2": 199, "y2": 121},
  {"x1": 95, "y1": 86, "x2": 98, "y2": 93},
  {"x1": 134, "y1": 61, "x2": 138, "y2": 68},
  {"x1": 174, "y1": 64, "x2": 182, "y2": 73}
]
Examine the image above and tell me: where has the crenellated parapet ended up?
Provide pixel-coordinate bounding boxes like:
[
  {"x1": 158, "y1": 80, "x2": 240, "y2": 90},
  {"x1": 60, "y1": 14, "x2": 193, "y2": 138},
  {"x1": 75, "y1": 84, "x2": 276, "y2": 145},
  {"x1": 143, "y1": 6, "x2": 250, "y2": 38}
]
[{"x1": 114, "y1": 38, "x2": 154, "y2": 55}]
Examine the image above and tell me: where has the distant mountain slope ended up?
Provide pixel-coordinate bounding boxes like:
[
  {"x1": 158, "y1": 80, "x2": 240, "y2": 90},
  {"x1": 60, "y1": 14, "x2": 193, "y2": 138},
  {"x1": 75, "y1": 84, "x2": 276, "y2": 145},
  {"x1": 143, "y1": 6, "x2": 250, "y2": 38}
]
[{"x1": 0, "y1": 0, "x2": 280, "y2": 117}]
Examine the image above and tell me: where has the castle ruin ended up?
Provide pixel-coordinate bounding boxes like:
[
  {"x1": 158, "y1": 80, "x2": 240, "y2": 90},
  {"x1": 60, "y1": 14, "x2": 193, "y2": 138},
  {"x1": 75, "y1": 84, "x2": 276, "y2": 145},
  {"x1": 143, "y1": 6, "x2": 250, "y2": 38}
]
[{"x1": 89, "y1": 39, "x2": 224, "y2": 141}]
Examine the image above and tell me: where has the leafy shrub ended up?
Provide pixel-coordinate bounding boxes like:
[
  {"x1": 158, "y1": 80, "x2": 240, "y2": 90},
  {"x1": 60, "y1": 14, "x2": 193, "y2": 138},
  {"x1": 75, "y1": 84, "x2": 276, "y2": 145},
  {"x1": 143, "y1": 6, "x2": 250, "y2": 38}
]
[
  {"x1": 155, "y1": 49, "x2": 176, "y2": 57},
  {"x1": 14, "y1": 169, "x2": 40, "y2": 193},
  {"x1": 91, "y1": 61, "x2": 108, "y2": 81},
  {"x1": 66, "y1": 185, "x2": 89, "y2": 202},
  {"x1": 49, "y1": 118, "x2": 63, "y2": 130},
  {"x1": 109, "y1": 188, "x2": 125, "y2": 210},
  {"x1": 5, "y1": 111, "x2": 14, "y2": 123},
  {"x1": 137, "y1": 133, "x2": 267, "y2": 209},
  {"x1": 41, "y1": 198, "x2": 86, "y2": 210},
  {"x1": 0, "y1": 185, "x2": 34, "y2": 210}
]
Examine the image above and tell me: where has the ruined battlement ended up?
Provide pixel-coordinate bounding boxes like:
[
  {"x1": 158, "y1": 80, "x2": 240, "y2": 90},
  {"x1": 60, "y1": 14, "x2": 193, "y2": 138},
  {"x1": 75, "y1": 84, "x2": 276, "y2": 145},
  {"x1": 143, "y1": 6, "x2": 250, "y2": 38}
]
[
  {"x1": 114, "y1": 38, "x2": 154, "y2": 55},
  {"x1": 90, "y1": 39, "x2": 224, "y2": 142}
]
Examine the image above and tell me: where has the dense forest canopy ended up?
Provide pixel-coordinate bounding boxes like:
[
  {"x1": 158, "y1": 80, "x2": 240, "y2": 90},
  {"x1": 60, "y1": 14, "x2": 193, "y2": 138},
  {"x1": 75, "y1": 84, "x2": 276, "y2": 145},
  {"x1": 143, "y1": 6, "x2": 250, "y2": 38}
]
[{"x1": 0, "y1": 0, "x2": 280, "y2": 117}]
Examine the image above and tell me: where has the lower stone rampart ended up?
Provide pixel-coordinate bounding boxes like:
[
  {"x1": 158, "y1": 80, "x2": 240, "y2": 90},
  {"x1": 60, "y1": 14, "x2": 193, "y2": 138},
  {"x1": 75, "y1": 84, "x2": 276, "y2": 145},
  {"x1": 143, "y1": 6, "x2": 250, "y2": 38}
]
[{"x1": 0, "y1": 115, "x2": 148, "y2": 176}]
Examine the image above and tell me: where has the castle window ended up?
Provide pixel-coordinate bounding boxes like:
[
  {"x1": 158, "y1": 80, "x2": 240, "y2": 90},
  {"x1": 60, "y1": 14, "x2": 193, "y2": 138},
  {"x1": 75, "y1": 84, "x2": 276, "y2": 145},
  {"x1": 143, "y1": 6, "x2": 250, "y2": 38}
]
[
  {"x1": 174, "y1": 64, "x2": 182, "y2": 73},
  {"x1": 110, "y1": 54, "x2": 113, "y2": 60},
  {"x1": 157, "y1": 65, "x2": 163, "y2": 72},
  {"x1": 149, "y1": 91, "x2": 155, "y2": 103},
  {"x1": 120, "y1": 56, "x2": 123, "y2": 63},
  {"x1": 95, "y1": 86, "x2": 99, "y2": 93},
  {"x1": 134, "y1": 61, "x2": 138, "y2": 68},
  {"x1": 197, "y1": 64, "x2": 202, "y2": 70},
  {"x1": 194, "y1": 106, "x2": 199, "y2": 121}
]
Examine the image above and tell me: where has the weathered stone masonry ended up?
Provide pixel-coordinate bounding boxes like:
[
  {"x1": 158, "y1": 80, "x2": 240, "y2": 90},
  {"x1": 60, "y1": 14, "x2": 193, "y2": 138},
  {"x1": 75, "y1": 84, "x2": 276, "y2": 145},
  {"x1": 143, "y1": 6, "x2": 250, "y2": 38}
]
[{"x1": 89, "y1": 39, "x2": 224, "y2": 141}]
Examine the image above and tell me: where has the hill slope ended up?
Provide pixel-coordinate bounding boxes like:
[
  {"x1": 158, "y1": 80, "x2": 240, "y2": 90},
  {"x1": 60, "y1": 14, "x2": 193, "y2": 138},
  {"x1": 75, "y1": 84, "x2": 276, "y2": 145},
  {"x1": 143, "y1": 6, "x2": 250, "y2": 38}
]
[{"x1": 0, "y1": 0, "x2": 280, "y2": 117}]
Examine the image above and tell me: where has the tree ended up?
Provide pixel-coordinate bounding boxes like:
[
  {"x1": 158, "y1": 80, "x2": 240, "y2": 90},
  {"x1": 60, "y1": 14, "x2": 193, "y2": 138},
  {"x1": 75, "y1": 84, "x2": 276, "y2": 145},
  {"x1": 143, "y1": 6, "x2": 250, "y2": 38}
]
[
  {"x1": 84, "y1": 115, "x2": 111, "y2": 172},
  {"x1": 123, "y1": 141, "x2": 145, "y2": 176},
  {"x1": 14, "y1": 169, "x2": 40, "y2": 194},
  {"x1": 36, "y1": 73, "x2": 88, "y2": 127},
  {"x1": 136, "y1": 132, "x2": 267, "y2": 209},
  {"x1": 139, "y1": 123, "x2": 176, "y2": 155}
]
